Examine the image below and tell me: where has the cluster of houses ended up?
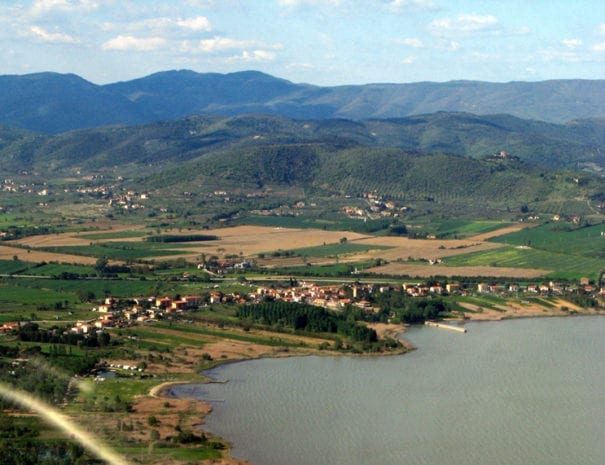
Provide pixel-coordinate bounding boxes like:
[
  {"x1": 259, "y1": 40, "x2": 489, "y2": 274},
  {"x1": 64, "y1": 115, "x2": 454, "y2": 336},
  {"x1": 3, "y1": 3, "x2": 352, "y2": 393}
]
[
  {"x1": 249, "y1": 282, "x2": 375, "y2": 311},
  {"x1": 62, "y1": 277, "x2": 604, "y2": 334},
  {"x1": 0, "y1": 277, "x2": 601, "y2": 340},
  {"x1": 2, "y1": 177, "x2": 28, "y2": 193},
  {"x1": 198, "y1": 258, "x2": 253, "y2": 275},
  {"x1": 107, "y1": 190, "x2": 149, "y2": 211},
  {"x1": 476, "y1": 279, "x2": 604, "y2": 296},
  {"x1": 342, "y1": 191, "x2": 409, "y2": 220},
  {"x1": 71, "y1": 292, "x2": 249, "y2": 331}
]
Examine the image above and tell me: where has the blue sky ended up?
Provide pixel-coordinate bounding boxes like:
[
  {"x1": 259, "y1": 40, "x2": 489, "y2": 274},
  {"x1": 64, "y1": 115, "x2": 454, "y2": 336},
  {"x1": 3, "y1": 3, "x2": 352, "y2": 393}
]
[{"x1": 1, "y1": 0, "x2": 605, "y2": 85}]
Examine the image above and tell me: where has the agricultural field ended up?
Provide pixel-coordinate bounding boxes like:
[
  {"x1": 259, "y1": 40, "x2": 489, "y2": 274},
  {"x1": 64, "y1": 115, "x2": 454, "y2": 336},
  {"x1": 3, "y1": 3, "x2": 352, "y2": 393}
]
[
  {"x1": 279, "y1": 242, "x2": 392, "y2": 259},
  {"x1": 431, "y1": 220, "x2": 516, "y2": 239},
  {"x1": 442, "y1": 246, "x2": 604, "y2": 281},
  {"x1": 490, "y1": 222, "x2": 605, "y2": 257},
  {"x1": 3, "y1": 220, "x2": 598, "y2": 281}
]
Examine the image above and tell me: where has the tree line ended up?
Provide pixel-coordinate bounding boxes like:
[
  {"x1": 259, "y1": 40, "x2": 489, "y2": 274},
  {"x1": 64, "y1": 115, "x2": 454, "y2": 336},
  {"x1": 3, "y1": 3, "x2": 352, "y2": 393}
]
[{"x1": 237, "y1": 301, "x2": 377, "y2": 344}]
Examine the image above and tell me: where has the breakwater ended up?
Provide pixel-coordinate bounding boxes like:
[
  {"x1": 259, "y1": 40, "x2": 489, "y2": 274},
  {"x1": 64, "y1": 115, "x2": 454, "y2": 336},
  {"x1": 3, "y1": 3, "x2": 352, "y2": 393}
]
[{"x1": 424, "y1": 320, "x2": 467, "y2": 332}]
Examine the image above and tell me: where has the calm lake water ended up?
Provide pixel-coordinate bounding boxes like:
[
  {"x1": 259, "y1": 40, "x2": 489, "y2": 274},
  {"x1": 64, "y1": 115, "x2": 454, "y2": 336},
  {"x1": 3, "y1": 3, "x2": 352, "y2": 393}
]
[{"x1": 173, "y1": 316, "x2": 604, "y2": 465}]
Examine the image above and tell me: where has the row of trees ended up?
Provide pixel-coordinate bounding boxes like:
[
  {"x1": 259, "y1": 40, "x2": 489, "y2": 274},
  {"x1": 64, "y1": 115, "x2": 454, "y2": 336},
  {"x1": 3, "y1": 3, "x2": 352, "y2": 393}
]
[
  {"x1": 237, "y1": 302, "x2": 377, "y2": 344},
  {"x1": 18, "y1": 322, "x2": 111, "y2": 347}
]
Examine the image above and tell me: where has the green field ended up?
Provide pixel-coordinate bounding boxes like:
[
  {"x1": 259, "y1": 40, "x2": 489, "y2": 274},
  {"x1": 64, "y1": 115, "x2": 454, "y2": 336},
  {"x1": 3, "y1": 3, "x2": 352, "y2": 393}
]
[
  {"x1": 443, "y1": 245, "x2": 603, "y2": 281},
  {"x1": 491, "y1": 222, "x2": 605, "y2": 257},
  {"x1": 269, "y1": 242, "x2": 391, "y2": 259},
  {"x1": 37, "y1": 241, "x2": 203, "y2": 260},
  {"x1": 0, "y1": 277, "x2": 159, "y2": 302},
  {"x1": 433, "y1": 220, "x2": 513, "y2": 238},
  {"x1": 0, "y1": 281, "x2": 75, "y2": 306},
  {"x1": 263, "y1": 261, "x2": 375, "y2": 277},
  {"x1": 231, "y1": 214, "x2": 394, "y2": 234},
  {"x1": 0, "y1": 259, "x2": 33, "y2": 274},
  {"x1": 32, "y1": 262, "x2": 97, "y2": 276}
]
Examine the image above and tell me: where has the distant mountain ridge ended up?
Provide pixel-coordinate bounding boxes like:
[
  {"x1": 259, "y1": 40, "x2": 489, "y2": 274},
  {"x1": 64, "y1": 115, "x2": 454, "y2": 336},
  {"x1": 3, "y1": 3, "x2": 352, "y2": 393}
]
[{"x1": 1, "y1": 70, "x2": 605, "y2": 133}]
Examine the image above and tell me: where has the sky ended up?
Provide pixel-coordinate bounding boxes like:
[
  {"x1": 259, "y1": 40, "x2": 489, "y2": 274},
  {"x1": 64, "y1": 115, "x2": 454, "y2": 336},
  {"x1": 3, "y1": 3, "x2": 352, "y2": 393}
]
[{"x1": 1, "y1": 0, "x2": 605, "y2": 86}]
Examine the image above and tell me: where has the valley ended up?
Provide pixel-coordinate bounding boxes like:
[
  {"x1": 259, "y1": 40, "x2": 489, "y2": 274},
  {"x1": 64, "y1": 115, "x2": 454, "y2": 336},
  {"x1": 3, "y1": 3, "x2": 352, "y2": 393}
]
[{"x1": 0, "y1": 70, "x2": 604, "y2": 465}]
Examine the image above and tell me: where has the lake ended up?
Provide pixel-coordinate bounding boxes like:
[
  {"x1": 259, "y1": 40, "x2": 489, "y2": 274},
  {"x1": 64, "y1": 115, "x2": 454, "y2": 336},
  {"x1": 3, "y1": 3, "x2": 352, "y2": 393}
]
[{"x1": 172, "y1": 316, "x2": 604, "y2": 465}]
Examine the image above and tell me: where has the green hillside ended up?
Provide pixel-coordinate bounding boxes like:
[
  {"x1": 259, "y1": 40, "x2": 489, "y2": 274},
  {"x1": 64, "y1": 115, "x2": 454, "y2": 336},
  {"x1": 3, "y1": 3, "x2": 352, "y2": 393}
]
[
  {"x1": 0, "y1": 113, "x2": 603, "y2": 227},
  {"x1": 1, "y1": 112, "x2": 605, "y2": 173}
]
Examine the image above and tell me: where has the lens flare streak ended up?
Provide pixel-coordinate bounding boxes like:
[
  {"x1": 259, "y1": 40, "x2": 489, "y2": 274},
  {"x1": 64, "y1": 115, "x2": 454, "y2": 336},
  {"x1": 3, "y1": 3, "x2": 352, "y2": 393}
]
[{"x1": 0, "y1": 382, "x2": 129, "y2": 465}]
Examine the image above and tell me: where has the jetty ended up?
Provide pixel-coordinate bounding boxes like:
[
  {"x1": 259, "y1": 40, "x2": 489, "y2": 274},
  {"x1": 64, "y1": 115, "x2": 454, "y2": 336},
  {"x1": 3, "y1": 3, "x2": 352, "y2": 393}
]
[{"x1": 425, "y1": 321, "x2": 467, "y2": 333}]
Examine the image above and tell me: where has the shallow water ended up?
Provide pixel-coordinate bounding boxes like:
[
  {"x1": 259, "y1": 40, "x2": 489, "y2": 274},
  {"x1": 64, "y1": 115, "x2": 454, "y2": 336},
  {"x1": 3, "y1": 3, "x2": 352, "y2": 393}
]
[{"x1": 173, "y1": 316, "x2": 605, "y2": 465}]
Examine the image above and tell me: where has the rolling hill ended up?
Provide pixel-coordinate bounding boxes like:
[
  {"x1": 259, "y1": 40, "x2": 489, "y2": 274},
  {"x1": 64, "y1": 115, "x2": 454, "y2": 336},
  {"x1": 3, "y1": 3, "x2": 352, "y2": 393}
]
[
  {"x1": 1, "y1": 113, "x2": 603, "y2": 173},
  {"x1": 0, "y1": 113, "x2": 603, "y2": 224}
]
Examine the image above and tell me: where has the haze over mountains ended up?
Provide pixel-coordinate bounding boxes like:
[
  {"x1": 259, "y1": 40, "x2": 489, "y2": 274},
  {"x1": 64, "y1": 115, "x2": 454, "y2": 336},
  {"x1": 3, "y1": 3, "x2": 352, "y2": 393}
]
[{"x1": 2, "y1": 70, "x2": 605, "y2": 134}]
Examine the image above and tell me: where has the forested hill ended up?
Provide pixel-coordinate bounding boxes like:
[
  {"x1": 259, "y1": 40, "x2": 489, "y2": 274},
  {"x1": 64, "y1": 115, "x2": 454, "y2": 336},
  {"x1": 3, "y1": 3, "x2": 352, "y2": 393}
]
[
  {"x1": 1, "y1": 70, "x2": 605, "y2": 133},
  {"x1": 1, "y1": 113, "x2": 603, "y2": 174},
  {"x1": 0, "y1": 112, "x2": 603, "y2": 220}
]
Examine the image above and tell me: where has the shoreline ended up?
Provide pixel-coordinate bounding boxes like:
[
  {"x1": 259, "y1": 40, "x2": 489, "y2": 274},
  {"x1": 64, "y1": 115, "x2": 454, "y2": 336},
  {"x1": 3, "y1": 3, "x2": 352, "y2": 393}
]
[{"x1": 126, "y1": 312, "x2": 602, "y2": 464}]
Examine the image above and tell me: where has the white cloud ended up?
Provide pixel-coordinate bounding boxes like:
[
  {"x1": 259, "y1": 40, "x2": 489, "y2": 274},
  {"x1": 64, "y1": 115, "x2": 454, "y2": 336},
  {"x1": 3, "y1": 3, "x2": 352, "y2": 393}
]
[
  {"x1": 29, "y1": 25, "x2": 79, "y2": 43},
  {"x1": 599, "y1": 24, "x2": 605, "y2": 35},
  {"x1": 562, "y1": 38, "x2": 582, "y2": 49},
  {"x1": 401, "y1": 55, "x2": 415, "y2": 64},
  {"x1": 430, "y1": 14, "x2": 499, "y2": 36},
  {"x1": 386, "y1": 0, "x2": 438, "y2": 13},
  {"x1": 30, "y1": 0, "x2": 98, "y2": 15},
  {"x1": 395, "y1": 38, "x2": 424, "y2": 48},
  {"x1": 176, "y1": 16, "x2": 212, "y2": 31},
  {"x1": 189, "y1": 36, "x2": 256, "y2": 53},
  {"x1": 227, "y1": 50, "x2": 276, "y2": 62},
  {"x1": 102, "y1": 35, "x2": 166, "y2": 51},
  {"x1": 592, "y1": 42, "x2": 605, "y2": 52},
  {"x1": 183, "y1": 36, "x2": 282, "y2": 55},
  {"x1": 103, "y1": 16, "x2": 212, "y2": 34}
]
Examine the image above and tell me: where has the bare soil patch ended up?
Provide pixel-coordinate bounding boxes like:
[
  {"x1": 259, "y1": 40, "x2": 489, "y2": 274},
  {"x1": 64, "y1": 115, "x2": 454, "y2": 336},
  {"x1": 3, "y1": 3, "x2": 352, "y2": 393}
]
[
  {"x1": 467, "y1": 223, "x2": 533, "y2": 241},
  {"x1": 460, "y1": 297, "x2": 594, "y2": 320},
  {"x1": 0, "y1": 244, "x2": 98, "y2": 265},
  {"x1": 13, "y1": 223, "x2": 146, "y2": 247}
]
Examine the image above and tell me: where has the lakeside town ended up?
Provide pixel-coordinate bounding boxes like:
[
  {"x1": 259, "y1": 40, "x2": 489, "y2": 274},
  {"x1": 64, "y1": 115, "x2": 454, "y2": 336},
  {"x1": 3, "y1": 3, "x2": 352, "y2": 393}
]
[{"x1": 55, "y1": 277, "x2": 604, "y2": 337}]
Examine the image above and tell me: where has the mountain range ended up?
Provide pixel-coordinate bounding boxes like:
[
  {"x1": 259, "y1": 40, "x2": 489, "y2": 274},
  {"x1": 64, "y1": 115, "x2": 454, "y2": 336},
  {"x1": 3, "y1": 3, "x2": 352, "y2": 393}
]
[
  {"x1": 2, "y1": 70, "x2": 605, "y2": 134},
  {"x1": 0, "y1": 70, "x2": 603, "y2": 222}
]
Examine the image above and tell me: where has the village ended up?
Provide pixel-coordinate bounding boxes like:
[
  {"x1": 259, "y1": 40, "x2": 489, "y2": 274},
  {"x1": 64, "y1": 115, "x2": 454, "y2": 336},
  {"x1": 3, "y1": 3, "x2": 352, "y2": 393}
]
[{"x1": 67, "y1": 277, "x2": 605, "y2": 337}]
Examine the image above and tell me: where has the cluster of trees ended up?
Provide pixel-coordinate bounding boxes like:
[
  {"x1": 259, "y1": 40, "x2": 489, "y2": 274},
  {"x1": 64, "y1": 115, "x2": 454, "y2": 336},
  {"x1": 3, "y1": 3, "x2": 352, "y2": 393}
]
[
  {"x1": 93, "y1": 257, "x2": 131, "y2": 276},
  {"x1": 0, "y1": 362, "x2": 70, "y2": 406},
  {"x1": 236, "y1": 302, "x2": 377, "y2": 344},
  {"x1": 18, "y1": 322, "x2": 110, "y2": 347},
  {"x1": 0, "y1": 436, "x2": 97, "y2": 465},
  {"x1": 372, "y1": 292, "x2": 450, "y2": 323},
  {"x1": 145, "y1": 233, "x2": 218, "y2": 243},
  {"x1": 0, "y1": 225, "x2": 52, "y2": 241}
]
